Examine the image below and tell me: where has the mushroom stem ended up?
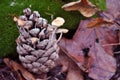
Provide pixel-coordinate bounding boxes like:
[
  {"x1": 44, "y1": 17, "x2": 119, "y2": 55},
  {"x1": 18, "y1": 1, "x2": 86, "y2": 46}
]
[
  {"x1": 50, "y1": 26, "x2": 57, "y2": 40},
  {"x1": 57, "y1": 32, "x2": 63, "y2": 43}
]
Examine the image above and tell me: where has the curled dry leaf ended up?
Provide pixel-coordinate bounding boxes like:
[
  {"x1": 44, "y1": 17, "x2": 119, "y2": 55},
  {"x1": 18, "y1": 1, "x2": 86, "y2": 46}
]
[
  {"x1": 62, "y1": 0, "x2": 98, "y2": 17},
  {"x1": 51, "y1": 17, "x2": 65, "y2": 27},
  {"x1": 3, "y1": 58, "x2": 36, "y2": 80},
  {"x1": 87, "y1": 17, "x2": 114, "y2": 28}
]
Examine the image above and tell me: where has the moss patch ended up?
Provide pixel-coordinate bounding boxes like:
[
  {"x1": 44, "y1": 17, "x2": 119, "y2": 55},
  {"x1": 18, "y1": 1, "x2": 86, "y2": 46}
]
[{"x1": 0, "y1": 0, "x2": 106, "y2": 57}]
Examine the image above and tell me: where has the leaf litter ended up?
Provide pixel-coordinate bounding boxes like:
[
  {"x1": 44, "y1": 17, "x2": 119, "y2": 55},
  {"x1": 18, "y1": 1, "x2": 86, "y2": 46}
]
[{"x1": 1, "y1": 0, "x2": 120, "y2": 80}]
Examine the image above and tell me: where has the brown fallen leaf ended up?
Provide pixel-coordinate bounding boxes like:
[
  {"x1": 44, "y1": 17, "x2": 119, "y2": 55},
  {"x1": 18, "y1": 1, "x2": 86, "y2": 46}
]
[
  {"x1": 59, "y1": 19, "x2": 118, "y2": 80},
  {"x1": 106, "y1": 0, "x2": 120, "y2": 19},
  {"x1": 87, "y1": 0, "x2": 120, "y2": 29},
  {"x1": 56, "y1": 50, "x2": 84, "y2": 80},
  {"x1": 62, "y1": 0, "x2": 98, "y2": 17},
  {"x1": 0, "y1": 60, "x2": 19, "y2": 80},
  {"x1": 4, "y1": 58, "x2": 36, "y2": 80},
  {"x1": 87, "y1": 17, "x2": 114, "y2": 28}
]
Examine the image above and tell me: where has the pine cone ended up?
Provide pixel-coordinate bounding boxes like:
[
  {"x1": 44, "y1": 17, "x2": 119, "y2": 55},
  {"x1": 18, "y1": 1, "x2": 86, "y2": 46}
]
[{"x1": 14, "y1": 8, "x2": 68, "y2": 74}]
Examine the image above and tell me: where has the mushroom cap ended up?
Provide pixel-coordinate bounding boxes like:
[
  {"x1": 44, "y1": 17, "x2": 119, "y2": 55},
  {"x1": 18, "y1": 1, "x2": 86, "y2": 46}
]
[
  {"x1": 51, "y1": 17, "x2": 65, "y2": 27},
  {"x1": 56, "y1": 29, "x2": 69, "y2": 33}
]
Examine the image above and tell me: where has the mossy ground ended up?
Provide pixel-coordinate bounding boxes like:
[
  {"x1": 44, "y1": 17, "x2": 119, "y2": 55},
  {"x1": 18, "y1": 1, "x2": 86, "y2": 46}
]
[{"x1": 0, "y1": 0, "x2": 106, "y2": 57}]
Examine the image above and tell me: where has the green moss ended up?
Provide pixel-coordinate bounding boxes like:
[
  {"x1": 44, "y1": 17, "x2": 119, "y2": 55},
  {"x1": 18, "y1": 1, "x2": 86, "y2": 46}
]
[
  {"x1": 89, "y1": 0, "x2": 106, "y2": 10},
  {"x1": 0, "y1": 0, "x2": 106, "y2": 57}
]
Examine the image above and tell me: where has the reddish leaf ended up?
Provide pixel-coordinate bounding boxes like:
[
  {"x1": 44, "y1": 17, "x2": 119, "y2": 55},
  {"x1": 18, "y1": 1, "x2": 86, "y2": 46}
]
[
  {"x1": 106, "y1": 0, "x2": 120, "y2": 19},
  {"x1": 56, "y1": 50, "x2": 84, "y2": 80},
  {"x1": 87, "y1": 17, "x2": 114, "y2": 28},
  {"x1": 59, "y1": 19, "x2": 118, "y2": 80}
]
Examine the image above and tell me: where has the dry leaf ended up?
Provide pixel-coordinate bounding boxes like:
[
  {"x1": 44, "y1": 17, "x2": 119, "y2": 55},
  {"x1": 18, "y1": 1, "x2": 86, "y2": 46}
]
[
  {"x1": 0, "y1": 62, "x2": 19, "y2": 80},
  {"x1": 4, "y1": 58, "x2": 36, "y2": 80},
  {"x1": 87, "y1": 17, "x2": 114, "y2": 28},
  {"x1": 62, "y1": 0, "x2": 98, "y2": 17},
  {"x1": 106, "y1": 0, "x2": 120, "y2": 19},
  {"x1": 88, "y1": 43, "x2": 116, "y2": 80},
  {"x1": 56, "y1": 50, "x2": 84, "y2": 80},
  {"x1": 59, "y1": 19, "x2": 118, "y2": 80}
]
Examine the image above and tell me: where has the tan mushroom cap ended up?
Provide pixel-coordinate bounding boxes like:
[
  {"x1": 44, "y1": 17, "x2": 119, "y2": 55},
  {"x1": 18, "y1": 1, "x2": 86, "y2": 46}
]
[
  {"x1": 56, "y1": 29, "x2": 69, "y2": 33},
  {"x1": 51, "y1": 17, "x2": 65, "y2": 27}
]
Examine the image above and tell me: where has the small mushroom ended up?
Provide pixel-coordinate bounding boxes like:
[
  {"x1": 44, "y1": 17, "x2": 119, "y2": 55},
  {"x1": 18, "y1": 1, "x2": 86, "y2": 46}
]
[
  {"x1": 56, "y1": 28, "x2": 69, "y2": 33},
  {"x1": 51, "y1": 17, "x2": 65, "y2": 27}
]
